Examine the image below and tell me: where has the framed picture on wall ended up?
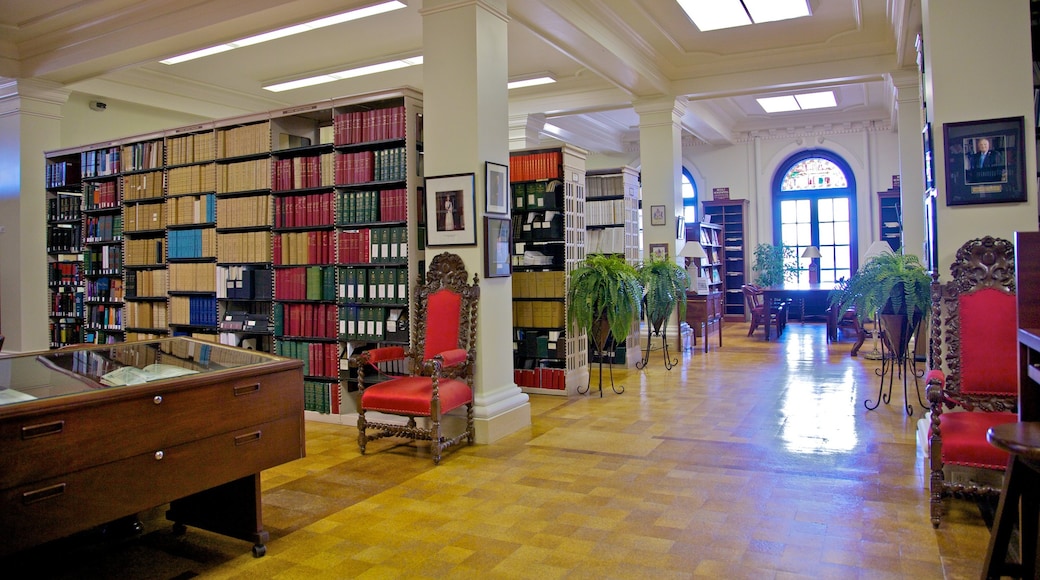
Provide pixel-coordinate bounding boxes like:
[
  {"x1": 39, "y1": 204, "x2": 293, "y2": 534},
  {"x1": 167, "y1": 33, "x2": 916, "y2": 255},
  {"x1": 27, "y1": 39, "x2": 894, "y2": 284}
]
[
  {"x1": 484, "y1": 216, "x2": 512, "y2": 278},
  {"x1": 650, "y1": 205, "x2": 666, "y2": 226},
  {"x1": 425, "y1": 173, "x2": 477, "y2": 246},
  {"x1": 485, "y1": 162, "x2": 509, "y2": 215},
  {"x1": 649, "y1": 243, "x2": 668, "y2": 259},
  {"x1": 942, "y1": 116, "x2": 1026, "y2": 206}
]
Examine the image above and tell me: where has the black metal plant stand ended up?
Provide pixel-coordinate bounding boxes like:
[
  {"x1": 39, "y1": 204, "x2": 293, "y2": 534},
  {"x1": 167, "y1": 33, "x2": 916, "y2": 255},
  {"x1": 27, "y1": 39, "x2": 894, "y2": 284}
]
[
  {"x1": 579, "y1": 322, "x2": 624, "y2": 397},
  {"x1": 636, "y1": 315, "x2": 677, "y2": 371},
  {"x1": 865, "y1": 316, "x2": 925, "y2": 415}
]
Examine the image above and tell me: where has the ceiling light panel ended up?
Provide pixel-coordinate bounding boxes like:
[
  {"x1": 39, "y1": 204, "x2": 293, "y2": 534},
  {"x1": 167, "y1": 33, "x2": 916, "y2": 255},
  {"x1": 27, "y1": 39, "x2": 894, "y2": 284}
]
[
  {"x1": 794, "y1": 91, "x2": 836, "y2": 110},
  {"x1": 676, "y1": 0, "x2": 751, "y2": 32},
  {"x1": 742, "y1": 0, "x2": 811, "y2": 24},
  {"x1": 757, "y1": 96, "x2": 799, "y2": 113},
  {"x1": 263, "y1": 56, "x2": 423, "y2": 92}
]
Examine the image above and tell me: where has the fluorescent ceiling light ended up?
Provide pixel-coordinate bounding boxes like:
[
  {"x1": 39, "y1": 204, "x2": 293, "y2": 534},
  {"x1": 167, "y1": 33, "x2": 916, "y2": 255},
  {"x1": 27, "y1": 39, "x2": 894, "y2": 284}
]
[
  {"x1": 161, "y1": 1, "x2": 406, "y2": 65},
  {"x1": 263, "y1": 56, "x2": 423, "y2": 92},
  {"x1": 508, "y1": 76, "x2": 556, "y2": 90},
  {"x1": 757, "y1": 91, "x2": 836, "y2": 113},
  {"x1": 677, "y1": 0, "x2": 810, "y2": 32}
]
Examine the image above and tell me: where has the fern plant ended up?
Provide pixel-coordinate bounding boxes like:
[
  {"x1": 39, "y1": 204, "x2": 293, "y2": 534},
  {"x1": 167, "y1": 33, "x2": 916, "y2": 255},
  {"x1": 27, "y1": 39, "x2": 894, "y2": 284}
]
[
  {"x1": 638, "y1": 255, "x2": 689, "y2": 327},
  {"x1": 566, "y1": 253, "x2": 643, "y2": 343},
  {"x1": 828, "y1": 250, "x2": 931, "y2": 321},
  {"x1": 752, "y1": 243, "x2": 800, "y2": 287}
]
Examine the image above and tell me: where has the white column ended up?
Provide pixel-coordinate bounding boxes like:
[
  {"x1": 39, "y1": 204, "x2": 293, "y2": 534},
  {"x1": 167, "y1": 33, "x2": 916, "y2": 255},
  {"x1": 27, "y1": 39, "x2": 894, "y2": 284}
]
[
  {"x1": 0, "y1": 78, "x2": 69, "y2": 352},
  {"x1": 922, "y1": 0, "x2": 1037, "y2": 271},
  {"x1": 422, "y1": 0, "x2": 530, "y2": 443},
  {"x1": 891, "y1": 69, "x2": 925, "y2": 260},
  {"x1": 508, "y1": 113, "x2": 545, "y2": 150}
]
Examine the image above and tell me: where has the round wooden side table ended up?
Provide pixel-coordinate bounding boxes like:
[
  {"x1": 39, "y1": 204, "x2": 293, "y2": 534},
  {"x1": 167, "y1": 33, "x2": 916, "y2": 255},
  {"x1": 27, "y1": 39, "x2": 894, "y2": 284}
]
[{"x1": 982, "y1": 422, "x2": 1040, "y2": 579}]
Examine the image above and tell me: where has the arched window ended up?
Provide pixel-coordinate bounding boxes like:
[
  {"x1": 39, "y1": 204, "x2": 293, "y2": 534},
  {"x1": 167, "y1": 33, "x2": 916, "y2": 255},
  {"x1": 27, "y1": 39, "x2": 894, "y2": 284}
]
[
  {"x1": 772, "y1": 150, "x2": 857, "y2": 283},
  {"x1": 681, "y1": 168, "x2": 697, "y2": 224}
]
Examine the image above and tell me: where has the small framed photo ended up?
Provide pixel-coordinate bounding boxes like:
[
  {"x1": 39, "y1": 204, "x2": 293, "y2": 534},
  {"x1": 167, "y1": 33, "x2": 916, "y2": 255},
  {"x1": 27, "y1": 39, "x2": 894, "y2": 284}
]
[
  {"x1": 649, "y1": 243, "x2": 668, "y2": 259},
  {"x1": 485, "y1": 161, "x2": 509, "y2": 215},
  {"x1": 650, "y1": 205, "x2": 666, "y2": 226},
  {"x1": 425, "y1": 173, "x2": 477, "y2": 247},
  {"x1": 942, "y1": 116, "x2": 1026, "y2": 206},
  {"x1": 484, "y1": 216, "x2": 512, "y2": 278}
]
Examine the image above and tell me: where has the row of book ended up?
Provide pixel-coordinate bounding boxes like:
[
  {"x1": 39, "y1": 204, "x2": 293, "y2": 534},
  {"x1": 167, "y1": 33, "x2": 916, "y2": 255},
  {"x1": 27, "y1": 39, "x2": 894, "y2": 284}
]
[
  {"x1": 273, "y1": 266, "x2": 335, "y2": 301},
  {"x1": 511, "y1": 180, "x2": 563, "y2": 211},
  {"x1": 220, "y1": 266, "x2": 273, "y2": 300},
  {"x1": 513, "y1": 300, "x2": 565, "y2": 329},
  {"x1": 124, "y1": 203, "x2": 164, "y2": 232},
  {"x1": 513, "y1": 367, "x2": 566, "y2": 391},
  {"x1": 274, "y1": 191, "x2": 335, "y2": 228},
  {"x1": 338, "y1": 227, "x2": 408, "y2": 264},
  {"x1": 334, "y1": 147, "x2": 407, "y2": 185},
  {"x1": 169, "y1": 262, "x2": 216, "y2": 292},
  {"x1": 123, "y1": 141, "x2": 164, "y2": 172},
  {"x1": 337, "y1": 188, "x2": 408, "y2": 224},
  {"x1": 274, "y1": 303, "x2": 337, "y2": 339},
  {"x1": 85, "y1": 215, "x2": 124, "y2": 242},
  {"x1": 126, "y1": 268, "x2": 168, "y2": 298},
  {"x1": 50, "y1": 262, "x2": 83, "y2": 286},
  {"x1": 333, "y1": 105, "x2": 407, "y2": 145},
  {"x1": 85, "y1": 276, "x2": 124, "y2": 302},
  {"x1": 82, "y1": 147, "x2": 121, "y2": 178},
  {"x1": 513, "y1": 329, "x2": 565, "y2": 360},
  {"x1": 85, "y1": 181, "x2": 119, "y2": 209},
  {"x1": 168, "y1": 164, "x2": 217, "y2": 195},
  {"x1": 82, "y1": 329, "x2": 121, "y2": 344},
  {"x1": 339, "y1": 266, "x2": 409, "y2": 304},
  {"x1": 274, "y1": 231, "x2": 335, "y2": 265},
  {"x1": 124, "y1": 238, "x2": 165, "y2": 266},
  {"x1": 218, "y1": 158, "x2": 271, "y2": 193},
  {"x1": 586, "y1": 198, "x2": 627, "y2": 226},
  {"x1": 50, "y1": 318, "x2": 83, "y2": 346},
  {"x1": 217, "y1": 231, "x2": 272, "y2": 264},
  {"x1": 512, "y1": 211, "x2": 563, "y2": 242},
  {"x1": 586, "y1": 174, "x2": 626, "y2": 199},
  {"x1": 511, "y1": 270, "x2": 565, "y2": 299},
  {"x1": 168, "y1": 228, "x2": 216, "y2": 259},
  {"x1": 586, "y1": 227, "x2": 627, "y2": 255},
  {"x1": 338, "y1": 306, "x2": 405, "y2": 342},
  {"x1": 272, "y1": 154, "x2": 335, "y2": 191},
  {"x1": 170, "y1": 193, "x2": 217, "y2": 226},
  {"x1": 219, "y1": 311, "x2": 271, "y2": 334},
  {"x1": 48, "y1": 224, "x2": 82, "y2": 253},
  {"x1": 85, "y1": 246, "x2": 122, "y2": 274},
  {"x1": 86, "y1": 303, "x2": 123, "y2": 329},
  {"x1": 48, "y1": 195, "x2": 82, "y2": 221},
  {"x1": 304, "y1": 380, "x2": 339, "y2": 414},
  {"x1": 217, "y1": 121, "x2": 271, "y2": 159},
  {"x1": 216, "y1": 194, "x2": 267, "y2": 228},
  {"x1": 47, "y1": 160, "x2": 81, "y2": 189},
  {"x1": 275, "y1": 340, "x2": 339, "y2": 379},
  {"x1": 167, "y1": 132, "x2": 216, "y2": 166},
  {"x1": 122, "y1": 170, "x2": 164, "y2": 201},
  {"x1": 51, "y1": 286, "x2": 83, "y2": 316},
  {"x1": 509, "y1": 151, "x2": 562, "y2": 183},
  {"x1": 170, "y1": 295, "x2": 217, "y2": 326},
  {"x1": 126, "y1": 301, "x2": 167, "y2": 329}
]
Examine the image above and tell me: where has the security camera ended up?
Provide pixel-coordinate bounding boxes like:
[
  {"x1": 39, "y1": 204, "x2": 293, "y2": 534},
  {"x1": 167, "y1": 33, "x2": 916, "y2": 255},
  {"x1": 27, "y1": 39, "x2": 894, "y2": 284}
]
[{"x1": 89, "y1": 101, "x2": 107, "y2": 112}]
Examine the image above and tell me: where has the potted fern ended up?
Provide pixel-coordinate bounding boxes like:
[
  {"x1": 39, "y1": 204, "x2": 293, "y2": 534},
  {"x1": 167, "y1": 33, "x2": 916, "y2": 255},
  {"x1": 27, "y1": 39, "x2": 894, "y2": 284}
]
[
  {"x1": 566, "y1": 254, "x2": 643, "y2": 353},
  {"x1": 752, "y1": 243, "x2": 800, "y2": 287},
  {"x1": 638, "y1": 256, "x2": 690, "y2": 332},
  {"x1": 828, "y1": 249, "x2": 931, "y2": 358}
]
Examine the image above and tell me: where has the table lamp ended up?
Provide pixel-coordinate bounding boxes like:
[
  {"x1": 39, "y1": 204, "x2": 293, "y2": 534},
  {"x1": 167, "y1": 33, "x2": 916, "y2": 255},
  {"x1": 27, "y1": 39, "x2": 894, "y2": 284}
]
[
  {"x1": 679, "y1": 242, "x2": 708, "y2": 294},
  {"x1": 801, "y1": 245, "x2": 821, "y2": 284}
]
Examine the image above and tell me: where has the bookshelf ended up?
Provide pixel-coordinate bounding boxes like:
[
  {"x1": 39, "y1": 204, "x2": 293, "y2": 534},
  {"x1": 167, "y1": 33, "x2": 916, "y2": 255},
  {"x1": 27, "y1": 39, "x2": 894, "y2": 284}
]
[
  {"x1": 46, "y1": 150, "x2": 84, "y2": 348},
  {"x1": 122, "y1": 133, "x2": 168, "y2": 341},
  {"x1": 686, "y1": 221, "x2": 724, "y2": 351},
  {"x1": 702, "y1": 199, "x2": 749, "y2": 322},
  {"x1": 584, "y1": 166, "x2": 640, "y2": 364},
  {"x1": 878, "y1": 186, "x2": 902, "y2": 252},
  {"x1": 510, "y1": 145, "x2": 587, "y2": 395},
  {"x1": 41, "y1": 89, "x2": 425, "y2": 420}
]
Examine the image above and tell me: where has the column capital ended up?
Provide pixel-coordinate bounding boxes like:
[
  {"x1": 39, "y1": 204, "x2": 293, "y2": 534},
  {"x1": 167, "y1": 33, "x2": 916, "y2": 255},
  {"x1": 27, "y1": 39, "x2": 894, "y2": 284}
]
[
  {"x1": 420, "y1": 0, "x2": 508, "y2": 22},
  {"x1": 887, "y1": 69, "x2": 921, "y2": 104},
  {"x1": 633, "y1": 95, "x2": 687, "y2": 127},
  {"x1": 508, "y1": 113, "x2": 545, "y2": 149},
  {"x1": 0, "y1": 78, "x2": 70, "y2": 118}
]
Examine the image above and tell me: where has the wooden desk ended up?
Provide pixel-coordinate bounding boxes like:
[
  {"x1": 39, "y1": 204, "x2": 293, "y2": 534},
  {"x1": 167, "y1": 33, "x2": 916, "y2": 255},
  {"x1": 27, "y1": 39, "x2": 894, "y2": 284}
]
[
  {"x1": 761, "y1": 283, "x2": 833, "y2": 339},
  {"x1": 0, "y1": 338, "x2": 304, "y2": 558},
  {"x1": 686, "y1": 291, "x2": 722, "y2": 352}
]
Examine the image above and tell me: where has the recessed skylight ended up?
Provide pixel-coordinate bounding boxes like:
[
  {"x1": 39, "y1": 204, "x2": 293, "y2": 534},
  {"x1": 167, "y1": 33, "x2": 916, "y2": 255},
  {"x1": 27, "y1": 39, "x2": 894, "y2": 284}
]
[
  {"x1": 757, "y1": 91, "x2": 837, "y2": 113},
  {"x1": 161, "y1": 1, "x2": 406, "y2": 65},
  {"x1": 507, "y1": 75, "x2": 556, "y2": 90},
  {"x1": 263, "y1": 56, "x2": 423, "y2": 92},
  {"x1": 677, "y1": 0, "x2": 811, "y2": 32}
]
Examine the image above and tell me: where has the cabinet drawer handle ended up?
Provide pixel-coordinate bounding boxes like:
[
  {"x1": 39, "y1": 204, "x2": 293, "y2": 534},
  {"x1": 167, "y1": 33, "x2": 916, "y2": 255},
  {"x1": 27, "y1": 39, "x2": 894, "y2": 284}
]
[
  {"x1": 233, "y1": 382, "x2": 261, "y2": 396},
  {"x1": 234, "y1": 431, "x2": 262, "y2": 446},
  {"x1": 154, "y1": 450, "x2": 164, "y2": 460},
  {"x1": 23, "y1": 483, "x2": 66, "y2": 505},
  {"x1": 153, "y1": 395, "x2": 163, "y2": 405},
  {"x1": 21, "y1": 420, "x2": 65, "y2": 440}
]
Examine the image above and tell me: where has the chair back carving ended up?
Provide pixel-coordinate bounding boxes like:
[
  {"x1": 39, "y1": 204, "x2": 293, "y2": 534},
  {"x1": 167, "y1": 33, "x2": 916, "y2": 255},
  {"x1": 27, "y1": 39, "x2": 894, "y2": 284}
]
[
  {"x1": 411, "y1": 252, "x2": 480, "y2": 377},
  {"x1": 929, "y1": 236, "x2": 1016, "y2": 409}
]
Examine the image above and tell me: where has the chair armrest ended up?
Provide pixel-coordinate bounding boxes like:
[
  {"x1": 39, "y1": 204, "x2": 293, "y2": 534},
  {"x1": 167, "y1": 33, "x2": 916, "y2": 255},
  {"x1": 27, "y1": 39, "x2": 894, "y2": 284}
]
[
  {"x1": 421, "y1": 348, "x2": 471, "y2": 376},
  {"x1": 924, "y1": 369, "x2": 945, "y2": 406},
  {"x1": 350, "y1": 346, "x2": 406, "y2": 367}
]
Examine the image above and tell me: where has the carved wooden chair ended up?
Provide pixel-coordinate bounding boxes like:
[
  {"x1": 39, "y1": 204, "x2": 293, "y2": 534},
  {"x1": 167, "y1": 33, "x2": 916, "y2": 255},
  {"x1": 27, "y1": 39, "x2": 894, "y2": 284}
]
[
  {"x1": 742, "y1": 284, "x2": 785, "y2": 340},
  {"x1": 348, "y1": 252, "x2": 479, "y2": 464},
  {"x1": 925, "y1": 236, "x2": 1018, "y2": 527}
]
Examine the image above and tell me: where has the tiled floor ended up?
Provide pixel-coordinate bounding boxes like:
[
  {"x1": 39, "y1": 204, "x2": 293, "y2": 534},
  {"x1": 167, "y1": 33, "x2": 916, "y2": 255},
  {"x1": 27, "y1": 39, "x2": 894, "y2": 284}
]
[{"x1": 5, "y1": 323, "x2": 998, "y2": 578}]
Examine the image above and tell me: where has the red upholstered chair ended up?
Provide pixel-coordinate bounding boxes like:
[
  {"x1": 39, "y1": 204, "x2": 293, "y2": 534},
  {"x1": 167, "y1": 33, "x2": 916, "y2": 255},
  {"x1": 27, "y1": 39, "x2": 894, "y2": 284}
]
[
  {"x1": 742, "y1": 284, "x2": 785, "y2": 340},
  {"x1": 348, "y1": 252, "x2": 479, "y2": 464},
  {"x1": 925, "y1": 236, "x2": 1018, "y2": 527}
]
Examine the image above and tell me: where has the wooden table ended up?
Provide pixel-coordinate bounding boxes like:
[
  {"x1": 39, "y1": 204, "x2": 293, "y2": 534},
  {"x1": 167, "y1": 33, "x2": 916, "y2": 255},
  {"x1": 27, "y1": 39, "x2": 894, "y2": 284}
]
[
  {"x1": 0, "y1": 338, "x2": 304, "y2": 558},
  {"x1": 761, "y1": 283, "x2": 834, "y2": 340},
  {"x1": 686, "y1": 291, "x2": 722, "y2": 352}
]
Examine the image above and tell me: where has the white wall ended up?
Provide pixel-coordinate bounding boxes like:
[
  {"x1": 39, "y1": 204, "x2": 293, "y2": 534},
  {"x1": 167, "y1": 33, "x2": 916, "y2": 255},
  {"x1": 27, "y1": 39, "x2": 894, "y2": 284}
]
[{"x1": 60, "y1": 93, "x2": 208, "y2": 149}]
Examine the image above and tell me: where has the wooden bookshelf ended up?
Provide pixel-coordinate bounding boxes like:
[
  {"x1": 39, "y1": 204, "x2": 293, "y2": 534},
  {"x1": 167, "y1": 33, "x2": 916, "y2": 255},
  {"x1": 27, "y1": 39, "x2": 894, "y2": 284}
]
[{"x1": 702, "y1": 199, "x2": 749, "y2": 322}]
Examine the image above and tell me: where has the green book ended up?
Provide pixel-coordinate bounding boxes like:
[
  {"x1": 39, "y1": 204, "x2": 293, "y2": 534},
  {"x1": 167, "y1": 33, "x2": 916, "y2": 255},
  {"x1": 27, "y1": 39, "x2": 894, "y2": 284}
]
[{"x1": 306, "y1": 266, "x2": 321, "y2": 301}]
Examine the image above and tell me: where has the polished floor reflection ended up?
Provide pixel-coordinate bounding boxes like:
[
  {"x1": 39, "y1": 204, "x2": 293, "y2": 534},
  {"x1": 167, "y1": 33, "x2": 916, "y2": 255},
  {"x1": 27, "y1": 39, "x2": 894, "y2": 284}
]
[{"x1": 5, "y1": 323, "x2": 994, "y2": 578}]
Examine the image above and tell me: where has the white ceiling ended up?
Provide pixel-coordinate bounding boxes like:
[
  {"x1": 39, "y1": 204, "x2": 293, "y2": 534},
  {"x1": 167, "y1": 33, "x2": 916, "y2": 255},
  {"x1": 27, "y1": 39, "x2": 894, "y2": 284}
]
[{"x1": 0, "y1": 0, "x2": 922, "y2": 154}]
